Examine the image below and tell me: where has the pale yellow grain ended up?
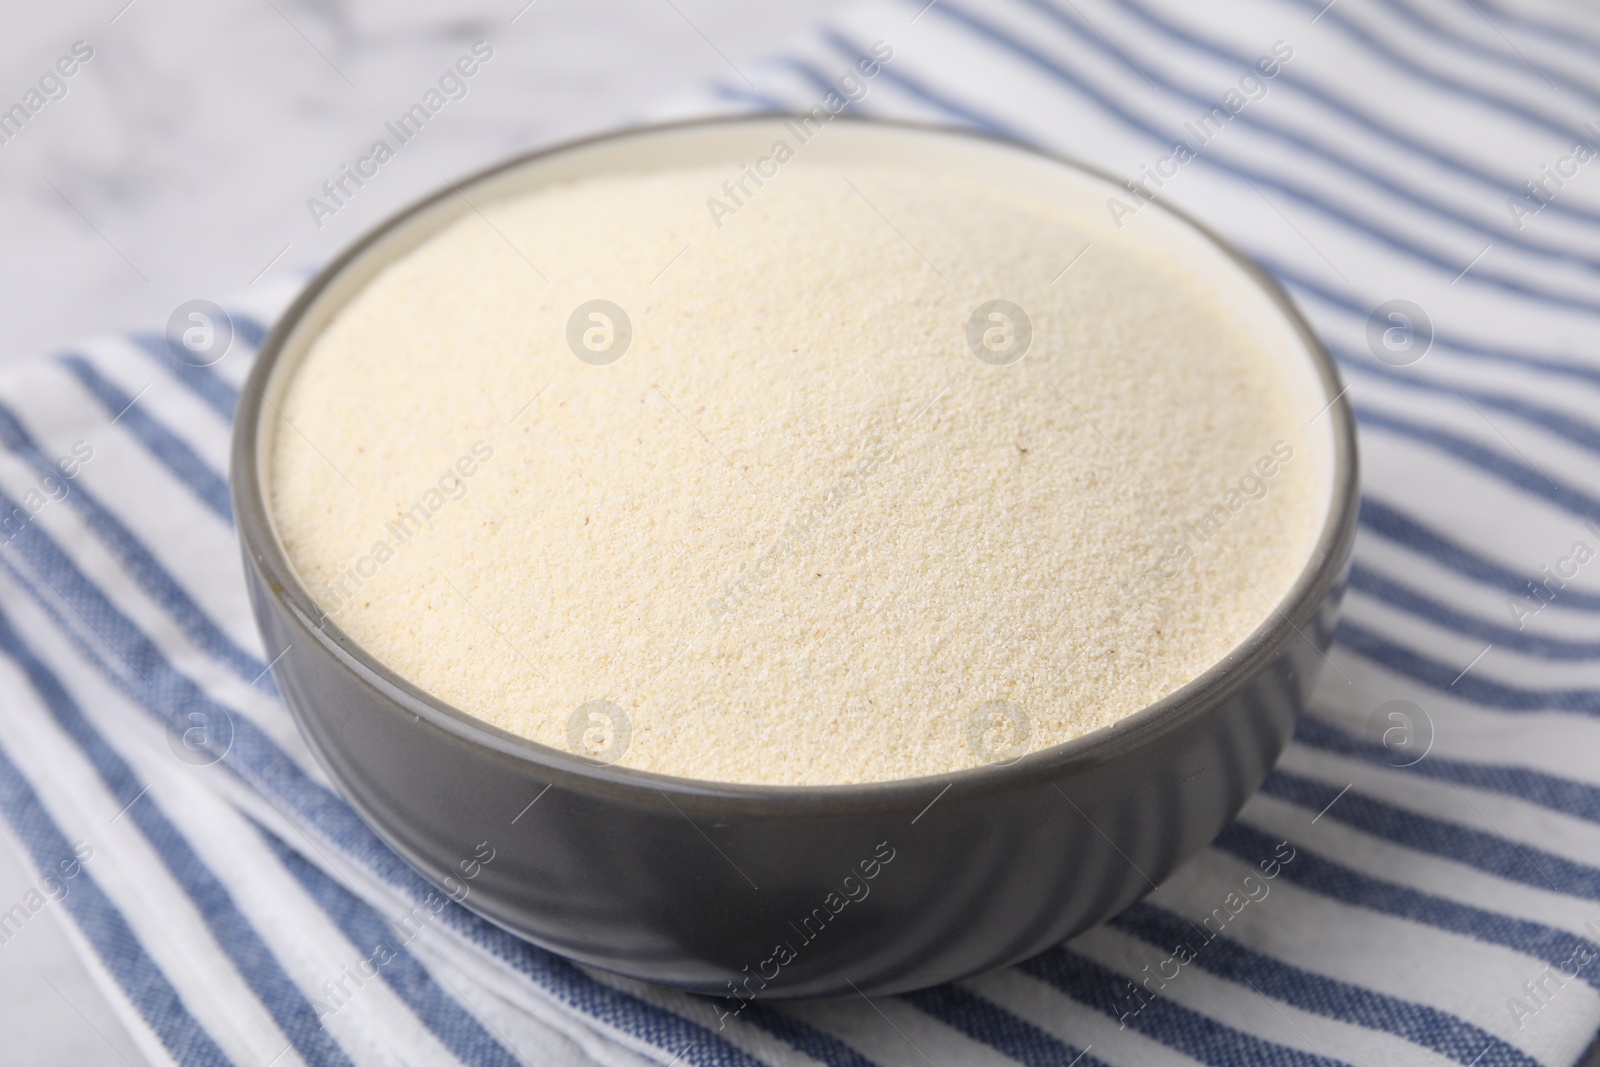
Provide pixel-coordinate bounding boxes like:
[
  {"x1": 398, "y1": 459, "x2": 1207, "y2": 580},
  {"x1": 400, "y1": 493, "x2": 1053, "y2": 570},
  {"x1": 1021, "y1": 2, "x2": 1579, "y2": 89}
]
[{"x1": 270, "y1": 165, "x2": 1320, "y2": 786}]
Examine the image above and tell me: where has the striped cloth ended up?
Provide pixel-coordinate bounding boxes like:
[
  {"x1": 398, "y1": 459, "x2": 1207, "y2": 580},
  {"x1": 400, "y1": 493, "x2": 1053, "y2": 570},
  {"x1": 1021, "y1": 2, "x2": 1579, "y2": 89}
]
[{"x1": 3, "y1": 0, "x2": 1599, "y2": 1063}]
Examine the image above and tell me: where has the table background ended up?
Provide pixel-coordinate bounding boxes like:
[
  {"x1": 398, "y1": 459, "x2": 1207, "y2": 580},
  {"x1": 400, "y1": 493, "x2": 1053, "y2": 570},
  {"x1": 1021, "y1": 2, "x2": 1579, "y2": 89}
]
[
  {"x1": 0, "y1": 2, "x2": 843, "y2": 1060},
  {"x1": 2, "y1": 1, "x2": 1597, "y2": 1064}
]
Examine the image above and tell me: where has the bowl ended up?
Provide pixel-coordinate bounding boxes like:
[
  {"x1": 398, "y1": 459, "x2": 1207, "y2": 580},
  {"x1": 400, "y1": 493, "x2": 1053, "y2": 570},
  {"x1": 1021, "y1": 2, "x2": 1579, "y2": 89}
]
[{"x1": 231, "y1": 116, "x2": 1358, "y2": 999}]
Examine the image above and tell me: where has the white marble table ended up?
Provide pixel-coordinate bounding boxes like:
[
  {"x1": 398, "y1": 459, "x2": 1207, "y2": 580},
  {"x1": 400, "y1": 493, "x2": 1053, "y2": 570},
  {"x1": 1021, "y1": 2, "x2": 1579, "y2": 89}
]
[{"x1": 0, "y1": 2, "x2": 841, "y2": 1061}]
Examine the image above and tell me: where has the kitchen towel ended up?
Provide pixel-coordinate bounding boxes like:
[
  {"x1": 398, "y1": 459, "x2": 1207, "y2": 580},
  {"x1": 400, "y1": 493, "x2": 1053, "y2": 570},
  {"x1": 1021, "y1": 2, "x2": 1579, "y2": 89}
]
[{"x1": 2, "y1": 0, "x2": 1600, "y2": 1063}]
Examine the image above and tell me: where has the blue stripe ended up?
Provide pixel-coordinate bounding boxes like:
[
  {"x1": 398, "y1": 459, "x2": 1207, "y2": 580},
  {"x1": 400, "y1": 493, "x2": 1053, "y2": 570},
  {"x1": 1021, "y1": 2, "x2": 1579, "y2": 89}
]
[
  {"x1": 739, "y1": 1003, "x2": 885, "y2": 1067},
  {"x1": 0, "y1": 599, "x2": 357, "y2": 1066},
  {"x1": 810, "y1": 38, "x2": 1032, "y2": 141},
  {"x1": 0, "y1": 739, "x2": 231, "y2": 1065},
  {"x1": 1282, "y1": 0, "x2": 1597, "y2": 146},
  {"x1": 1016, "y1": 0, "x2": 1600, "y2": 277},
  {"x1": 1018, "y1": 946, "x2": 1357, "y2": 1066},
  {"x1": 1474, "y1": 0, "x2": 1600, "y2": 59},
  {"x1": 127, "y1": 333, "x2": 240, "y2": 421},
  {"x1": 431, "y1": 915, "x2": 775, "y2": 1067},
  {"x1": 0, "y1": 490, "x2": 405, "y2": 889},
  {"x1": 1265, "y1": 258, "x2": 1600, "y2": 390},
  {"x1": 1294, "y1": 715, "x2": 1600, "y2": 827},
  {"x1": 1353, "y1": 403, "x2": 1600, "y2": 524},
  {"x1": 901, "y1": 985, "x2": 1110, "y2": 1067},
  {"x1": 1215, "y1": 822, "x2": 1600, "y2": 990},
  {"x1": 1104, "y1": 0, "x2": 1600, "y2": 230},
  {"x1": 1336, "y1": 617, "x2": 1600, "y2": 714},
  {"x1": 1347, "y1": 562, "x2": 1600, "y2": 658},
  {"x1": 258, "y1": 823, "x2": 523, "y2": 1067},
  {"x1": 1335, "y1": 347, "x2": 1600, "y2": 460},
  {"x1": 1373, "y1": 0, "x2": 1600, "y2": 107},
  {"x1": 58, "y1": 355, "x2": 233, "y2": 523},
  {"x1": 0, "y1": 402, "x2": 266, "y2": 684},
  {"x1": 233, "y1": 313, "x2": 268, "y2": 350},
  {"x1": 931, "y1": 0, "x2": 1600, "y2": 315},
  {"x1": 1261, "y1": 768, "x2": 1600, "y2": 903},
  {"x1": 0, "y1": 530, "x2": 432, "y2": 898},
  {"x1": 1359, "y1": 496, "x2": 1600, "y2": 610},
  {"x1": 724, "y1": 75, "x2": 870, "y2": 122},
  {"x1": 709, "y1": 83, "x2": 800, "y2": 113},
  {"x1": 1109, "y1": 902, "x2": 1535, "y2": 1067}
]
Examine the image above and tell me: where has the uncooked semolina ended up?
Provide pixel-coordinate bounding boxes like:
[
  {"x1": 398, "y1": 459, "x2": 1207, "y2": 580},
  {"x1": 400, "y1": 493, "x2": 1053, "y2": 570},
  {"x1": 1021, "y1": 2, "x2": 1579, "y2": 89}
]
[{"x1": 269, "y1": 163, "x2": 1320, "y2": 786}]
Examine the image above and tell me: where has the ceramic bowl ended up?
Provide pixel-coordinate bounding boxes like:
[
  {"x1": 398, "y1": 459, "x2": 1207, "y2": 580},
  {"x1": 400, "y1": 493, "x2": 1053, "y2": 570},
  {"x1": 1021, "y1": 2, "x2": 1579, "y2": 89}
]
[{"x1": 231, "y1": 116, "x2": 1358, "y2": 999}]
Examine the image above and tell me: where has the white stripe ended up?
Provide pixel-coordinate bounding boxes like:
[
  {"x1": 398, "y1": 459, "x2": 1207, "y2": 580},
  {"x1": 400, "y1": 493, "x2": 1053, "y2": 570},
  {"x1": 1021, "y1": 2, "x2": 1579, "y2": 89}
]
[
  {"x1": 1242, "y1": 789, "x2": 1600, "y2": 949},
  {"x1": 76, "y1": 334, "x2": 235, "y2": 468},
  {"x1": 0, "y1": 375, "x2": 255, "y2": 655},
  {"x1": 86, "y1": 348, "x2": 233, "y2": 471},
  {"x1": 146, "y1": 755, "x2": 466, "y2": 1067},
  {"x1": 0, "y1": 456, "x2": 321, "y2": 781},
  {"x1": 1350, "y1": 535, "x2": 1600, "y2": 643},
  {"x1": 1316, "y1": 639, "x2": 1600, "y2": 788},
  {"x1": 0, "y1": 591, "x2": 302, "y2": 1065},
  {"x1": 1071, "y1": 922, "x2": 1460, "y2": 1067},
  {"x1": 0, "y1": 814, "x2": 187, "y2": 1067},
  {"x1": 1344, "y1": 589, "x2": 1600, "y2": 688},
  {"x1": 581, "y1": 968, "x2": 836, "y2": 1067},
  {"x1": 784, "y1": 991, "x2": 987, "y2": 1067},
  {"x1": 401, "y1": 941, "x2": 654, "y2": 1067},
  {"x1": 965, "y1": 967, "x2": 1202, "y2": 1067},
  {"x1": 1145, "y1": 846, "x2": 1576, "y2": 1061},
  {"x1": 1280, "y1": 741, "x2": 1600, "y2": 885}
]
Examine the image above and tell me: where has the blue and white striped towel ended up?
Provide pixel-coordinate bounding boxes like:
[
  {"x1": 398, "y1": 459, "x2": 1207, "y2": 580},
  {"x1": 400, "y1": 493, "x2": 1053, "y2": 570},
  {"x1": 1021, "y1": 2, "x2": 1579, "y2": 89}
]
[{"x1": 4, "y1": 0, "x2": 1600, "y2": 1063}]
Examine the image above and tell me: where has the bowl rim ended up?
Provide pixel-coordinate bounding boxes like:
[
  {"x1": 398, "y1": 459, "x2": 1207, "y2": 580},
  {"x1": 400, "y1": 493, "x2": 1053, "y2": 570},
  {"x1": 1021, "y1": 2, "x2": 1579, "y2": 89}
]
[{"x1": 231, "y1": 113, "x2": 1359, "y2": 815}]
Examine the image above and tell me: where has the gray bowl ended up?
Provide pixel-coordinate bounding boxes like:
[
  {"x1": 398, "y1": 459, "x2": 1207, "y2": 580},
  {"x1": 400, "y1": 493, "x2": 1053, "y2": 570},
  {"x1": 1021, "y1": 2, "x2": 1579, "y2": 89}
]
[{"x1": 231, "y1": 116, "x2": 1358, "y2": 1000}]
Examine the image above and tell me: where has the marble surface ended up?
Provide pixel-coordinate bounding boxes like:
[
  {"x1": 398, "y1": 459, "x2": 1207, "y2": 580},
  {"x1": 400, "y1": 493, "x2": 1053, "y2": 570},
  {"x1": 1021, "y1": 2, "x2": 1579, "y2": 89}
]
[
  {"x1": 0, "y1": 0, "x2": 845, "y2": 368},
  {"x1": 0, "y1": 2, "x2": 841, "y2": 1062}
]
